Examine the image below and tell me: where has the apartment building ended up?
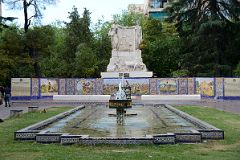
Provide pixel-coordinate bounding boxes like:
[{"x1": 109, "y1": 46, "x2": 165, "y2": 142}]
[{"x1": 129, "y1": 0, "x2": 169, "y2": 20}]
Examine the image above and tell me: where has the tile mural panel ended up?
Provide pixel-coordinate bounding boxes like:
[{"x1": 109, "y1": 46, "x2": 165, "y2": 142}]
[
  {"x1": 103, "y1": 79, "x2": 118, "y2": 95},
  {"x1": 188, "y1": 78, "x2": 195, "y2": 95},
  {"x1": 11, "y1": 78, "x2": 31, "y2": 96},
  {"x1": 66, "y1": 79, "x2": 75, "y2": 95},
  {"x1": 40, "y1": 79, "x2": 59, "y2": 96},
  {"x1": 195, "y1": 78, "x2": 214, "y2": 97},
  {"x1": 103, "y1": 79, "x2": 149, "y2": 95},
  {"x1": 59, "y1": 79, "x2": 66, "y2": 95},
  {"x1": 150, "y1": 78, "x2": 157, "y2": 95},
  {"x1": 178, "y1": 78, "x2": 188, "y2": 95},
  {"x1": 129, "y1": 79, "x2": 149, "y2": 95},
  {"x1": 215, "y1": 78, "x2": 223, "y2": 97},
  {"x1": 157, "y1": 79, "x2": 178, "y2": 95},
  {"x1": 96, "y1": 78, "x2": 103, "y2": 95},
  {"x1": 75, "y1": 79, "x2": 96, "y2": 95},
  {"x1": 224, "y1": 78, "x2": 240, "y2": 97},
  {"x1": 32, "y1": 78, "x2": 39, "y2": 97}
]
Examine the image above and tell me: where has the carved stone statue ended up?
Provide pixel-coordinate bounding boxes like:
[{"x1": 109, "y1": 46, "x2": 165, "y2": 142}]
[
  {"x1": 108, "y1": 23, "x2": 119, "y2": 50},
  {"x1": 101, "y1": 23, "x2": 153, "y2": 78}
]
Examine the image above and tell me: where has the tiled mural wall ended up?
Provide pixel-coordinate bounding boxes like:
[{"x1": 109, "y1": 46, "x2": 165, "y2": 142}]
[{"x1": 11, "y1": 77, "x2": 240, "y2": 100}]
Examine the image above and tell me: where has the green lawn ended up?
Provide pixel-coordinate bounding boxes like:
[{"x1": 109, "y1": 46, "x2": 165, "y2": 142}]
[{"x1": 0, "y1": 106, "x2": 240, "y2": 160}]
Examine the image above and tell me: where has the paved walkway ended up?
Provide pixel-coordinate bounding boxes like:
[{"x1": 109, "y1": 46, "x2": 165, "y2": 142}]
[{"x1": 0, "y1": 99, "x2": 240, "y2": 121}]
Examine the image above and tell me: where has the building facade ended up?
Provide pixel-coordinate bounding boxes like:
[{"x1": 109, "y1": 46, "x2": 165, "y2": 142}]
[{"x1": 129, "y1": 0, "x2": 169, "y2": 20}]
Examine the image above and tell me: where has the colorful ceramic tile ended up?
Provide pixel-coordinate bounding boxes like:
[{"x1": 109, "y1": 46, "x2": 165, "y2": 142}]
[
  {"x1": 40, "y1": 79, "x2": 59, "y2": 96},
  {"x1": 157, "y1": 79, "x2": 178, "y2": 95},
  {"x1": 215, "y1": 78, "x2": 223, "y2": 97},
  {"x1": 178, "y1": 78, "x2": 188, "y2": 95},
  {"x1": 32, "y1": 78, "x2": 39, "y2": 97},
  {"x1": 59, "y1": 79, "x2": 66, "y2": 95},
  {"x1": 75, "y1": 79, "x2": 96, "y2": 95},
  {"x1": 103, "y1": 78, "x2": 149, "y2": 95},
  {"x1": 150, "y1": 78, "x2": 157, "y2": 95},
  {"x1": 96, "y1": 78, "x2": 103, "y2": 95},
  {"x1": 66, "y1": 79, "x2": 75, "y2": 95},
  {"x1": 188, "y1": 78, "x2": 195, "y2": 95},
  {"x1": 196, "y1": 78, "x2": 214, "y2": 97}
]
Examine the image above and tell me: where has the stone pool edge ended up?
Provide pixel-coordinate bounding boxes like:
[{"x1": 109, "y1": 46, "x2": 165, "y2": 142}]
[{"x1": 14, "y1": 105, "x2": 224, "y2": 145}]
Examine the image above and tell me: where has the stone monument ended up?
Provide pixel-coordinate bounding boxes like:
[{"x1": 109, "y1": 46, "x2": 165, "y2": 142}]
[{"x1": 101, "y1": 23, "x2": 153, "y2": 78}]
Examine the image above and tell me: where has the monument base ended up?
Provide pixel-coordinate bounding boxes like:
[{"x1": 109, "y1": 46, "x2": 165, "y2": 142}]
[{"x1": 101, "y1": 71, "x2": 153, "y2": 78}]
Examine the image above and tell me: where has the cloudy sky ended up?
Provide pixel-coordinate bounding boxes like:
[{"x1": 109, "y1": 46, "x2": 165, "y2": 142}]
[{"x1": 2, "y1": 0, "x2": 144, "y2": 26}]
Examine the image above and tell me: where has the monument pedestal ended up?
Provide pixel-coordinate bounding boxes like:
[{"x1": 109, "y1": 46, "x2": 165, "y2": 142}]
[{"x1": 101, "y1": 71, "x2": 153, "y2": 78}]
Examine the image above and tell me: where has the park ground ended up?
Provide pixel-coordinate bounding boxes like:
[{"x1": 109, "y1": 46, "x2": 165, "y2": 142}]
[{"x1": 0, "y1": 104, "x2": 240, "y2": 160}]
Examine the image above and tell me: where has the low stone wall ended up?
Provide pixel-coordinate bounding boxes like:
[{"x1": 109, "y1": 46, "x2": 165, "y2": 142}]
[
  {"x1": 15, "y1": 106, "x2": 85, "y2": 141},
  {"x1": 165, "y1": 105, "x2": 224, "y2": 140}
]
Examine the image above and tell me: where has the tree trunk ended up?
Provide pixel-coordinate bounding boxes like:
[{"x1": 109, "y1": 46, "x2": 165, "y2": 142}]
[
  {"x1": 23, "y1": 1, "x2": 40, "y2": 77},
  {"x1": 23, "y1": 0, "x2": 29, "y2": 32}
]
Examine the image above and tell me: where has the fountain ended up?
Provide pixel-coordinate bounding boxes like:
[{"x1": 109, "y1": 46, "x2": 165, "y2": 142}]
[
  {"x1": 109, "y1": 77, "x2": 133, "y2": 125},
  {"x1": 14, "y1": 24, "x2": 224, "y2": 145}
]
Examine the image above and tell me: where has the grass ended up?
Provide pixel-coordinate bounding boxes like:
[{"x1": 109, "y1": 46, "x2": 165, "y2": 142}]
[{"x1": 0, "y1": 106, "x2": 240, "y2": 160}]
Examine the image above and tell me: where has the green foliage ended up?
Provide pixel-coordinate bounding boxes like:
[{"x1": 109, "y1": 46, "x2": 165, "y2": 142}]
[
  {"x1": 0, "y1": 26, "x2": 34, "y2": 84},
  {"x1": 171, "y1": 69, "x2": 189, "y2": 78},
  {"x1": 113, "y1": 10, "x2": 147, "y2": 27},
  {"x1": 166, "y1": 0, "x2": 240, "y2": 76},
  {"x1": 234, "y1": 62, "x2": 240, "y2": 76},
  {"x1": 63, "y1": 7, "x2": 95, "y2": 77},
  {"x1": 142, "y1": 20, "x2": 181, "y2": 77},
  {"x1": 93, "y1": 20, "x2": 112, "y2": 73},
  {"x1": 1, "y1": 2, "x2": 240, "y2": 83},
  {"x1": 74, "y1": 44, "x2": 98, "y2": 78},
  {"x1": 40, "y1": 27, "x2": 68, "y2": 77}
]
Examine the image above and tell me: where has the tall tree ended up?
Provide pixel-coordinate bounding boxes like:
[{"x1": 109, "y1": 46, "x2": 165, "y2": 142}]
[
  {"x1": 142, "y1": 18, "x2": 181, "y2": 77},
  {"x1": 25, "y1": 25, "x2": 55, "y2": 77},
  {"x1": 166, "y1": 0, "x2": 240, "y2": 76},
  {"x1": 3, "y1": 0, "x2": 57, "y2": 77},
  {"x1": 93, "y1": 19, "x2": 112, "y2": 75},
  {"x1": 64, "y1": 7, "x2": 94, "y2": 77},
  {"x1": 0, "y1": 25, "x2": 33, "y2": 85},
  {"x1": 4, "y1": 0, "x2": 57, "y2": 32},
  {"x1": 74, "y1": 43, "x2": 98, "y2": 78}
]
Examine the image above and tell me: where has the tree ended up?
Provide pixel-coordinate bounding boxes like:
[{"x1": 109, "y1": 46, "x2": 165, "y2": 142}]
[
  {"x1": 25, "y1": 25, "x2": 55, "y2": 77},
  {"x1": 0, "y1": 25, "x2": 33, "y2": 84},
  {"x1": 40, "y1": 26, "x2": 68, "y2": 77},
  {"x1": 166, "y1": 0, "x2": 240, "y2": 76},
  {"x1": 142, "y1": 18, "x2": 181, "y2": 77},
  {"x1": 234, "y1": 62, "x2": 240, "y2": 76},
  {"x1": 93, "y1": 19, "x2": 112, "y2": 75},
  {"x1": 4, "y1": 0, "x2": 57, "y2": 32},
  {"x1": 113, "y1": 10, "x2": 147, "y2": 27},
  {"x1": 167, "y1": 0, "x2": 240, "y2": 34},
  {"x1": 64, "y1": 7, "x2": 94, "y2": 77},
  {"x1": 74, "y1": 43, "x2": 98, "y2": 78}
]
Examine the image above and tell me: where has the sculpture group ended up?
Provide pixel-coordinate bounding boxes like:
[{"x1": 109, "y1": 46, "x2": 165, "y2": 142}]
[{"x1": 101, "y1": 23, "x2": 153, "y2": 78}]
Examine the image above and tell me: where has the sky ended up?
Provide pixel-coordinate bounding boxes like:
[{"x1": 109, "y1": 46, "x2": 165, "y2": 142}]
[{"x1": 2, "y1": 0, "x2": 144, "y2": 26}]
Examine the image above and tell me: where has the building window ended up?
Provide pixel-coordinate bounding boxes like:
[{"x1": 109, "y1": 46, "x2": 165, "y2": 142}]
[{"x1": 149, "y1": 0, "x2": 167, "y2": 9}]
